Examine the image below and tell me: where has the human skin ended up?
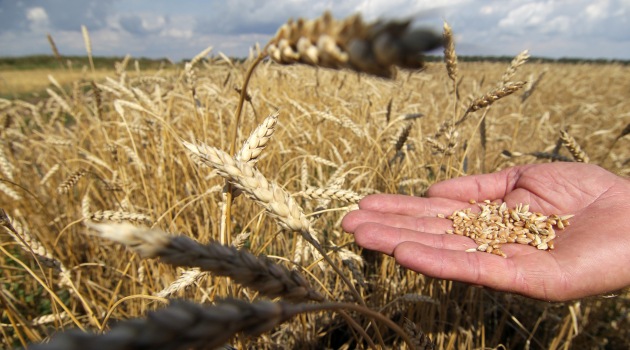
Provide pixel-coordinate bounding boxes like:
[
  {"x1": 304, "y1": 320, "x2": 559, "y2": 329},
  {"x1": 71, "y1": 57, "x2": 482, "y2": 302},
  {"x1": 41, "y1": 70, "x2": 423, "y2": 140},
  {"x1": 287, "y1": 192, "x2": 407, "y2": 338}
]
[{"x1": 342, "y1": 163, "x2": 630, "y2": 302}]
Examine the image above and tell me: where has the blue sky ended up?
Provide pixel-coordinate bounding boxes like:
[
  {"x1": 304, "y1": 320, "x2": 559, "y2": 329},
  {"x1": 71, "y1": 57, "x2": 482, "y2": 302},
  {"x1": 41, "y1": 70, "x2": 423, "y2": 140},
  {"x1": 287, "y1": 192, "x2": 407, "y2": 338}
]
[{"x1": 1, "y1": 0, "x2": 629, "y2": 61}]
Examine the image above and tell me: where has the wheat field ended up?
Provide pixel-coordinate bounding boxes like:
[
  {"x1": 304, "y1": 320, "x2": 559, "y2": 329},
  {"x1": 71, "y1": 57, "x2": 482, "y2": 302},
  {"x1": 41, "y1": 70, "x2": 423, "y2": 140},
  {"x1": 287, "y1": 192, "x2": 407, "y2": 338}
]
[{"x1": 1, "y1": 13, "x2": 630, "y2": 350}]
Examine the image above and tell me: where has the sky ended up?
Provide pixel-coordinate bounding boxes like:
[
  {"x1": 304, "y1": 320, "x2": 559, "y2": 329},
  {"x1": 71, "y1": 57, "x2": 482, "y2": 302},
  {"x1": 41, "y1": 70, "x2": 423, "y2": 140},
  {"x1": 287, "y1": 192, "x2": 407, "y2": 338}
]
[{"x1": 1, "y1": 0, "x2": 629, "y2": 61}]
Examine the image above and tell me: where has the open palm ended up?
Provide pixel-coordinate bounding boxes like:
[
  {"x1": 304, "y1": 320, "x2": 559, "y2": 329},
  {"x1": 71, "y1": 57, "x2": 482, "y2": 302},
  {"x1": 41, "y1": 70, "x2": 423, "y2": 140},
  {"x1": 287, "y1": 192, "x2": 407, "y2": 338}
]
[{"x1": 342, "y1": 163, "x2": 630, "y2": 301}]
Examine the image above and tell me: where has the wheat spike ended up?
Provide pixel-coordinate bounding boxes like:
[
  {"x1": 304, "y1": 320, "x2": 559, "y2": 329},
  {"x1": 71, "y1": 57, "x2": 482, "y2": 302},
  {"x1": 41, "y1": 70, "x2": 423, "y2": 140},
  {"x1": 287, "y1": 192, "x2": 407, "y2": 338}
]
[
  {"x1": 56, "y1": 169, "x2": 89, "y2": 194},
  {"x1": 500, "y1": 50, "x2": 530, "y2": 86},
  {"x1": 454, "y1": 81, "x2": 527, "y2": 126},
  {"x1": 87, "y1": 222, "x2": 323, "y2": 302},
  {"x1": 156, "y1": 268, "x2": 206, "y2": 298},
  {"x1": 442, "y1": 21, "x2": 458, "y2": 83},
  {"x1": 0, "y1": 143, "x2": 15, "y2": 181},
  {"x1": 29, "y1": 299, "x2": 299, "y2": 350},
  {"x1": 298, "y1": 187, "x2": 363, "y2": 204},
  {"x1": 236, "y1": 111, "x2": 279, "y2": 165},
  {"x1": 183, "y1": 141, "x2": 311, "y2": 233},
  {"x1": 1, "y1": 209, "x2": 63, "y2": 270},
  {"x1": 560, "y1": 130, "x2": 590, "y2": 163},
  {"x1": 467, "y1": 81, "x2": 526, "y2": 113},
  {"x1": 267, "y1": 11, "x2": 442, "y2": 78}
]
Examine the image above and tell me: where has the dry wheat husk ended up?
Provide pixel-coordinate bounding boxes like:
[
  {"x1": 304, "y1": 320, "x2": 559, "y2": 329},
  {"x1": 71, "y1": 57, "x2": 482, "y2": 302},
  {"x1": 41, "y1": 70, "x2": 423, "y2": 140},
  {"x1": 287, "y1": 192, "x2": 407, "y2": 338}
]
[{"x1": 267, "y1": 11, "x2": 442, "y2": 78}]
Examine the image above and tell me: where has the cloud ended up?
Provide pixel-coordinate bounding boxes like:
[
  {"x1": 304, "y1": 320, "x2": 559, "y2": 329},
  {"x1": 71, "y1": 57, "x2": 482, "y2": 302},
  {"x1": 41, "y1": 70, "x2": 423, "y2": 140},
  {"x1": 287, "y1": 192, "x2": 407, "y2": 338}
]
[
  {"x1": 0, "y1": 0, "x2": 629, "y2": 60},
  {"x1": 119, "y1": 14, "x2": 168, "y2": 36},
  {"x1": 26, "y1": 7, "x2": 50, "y2": 31}
]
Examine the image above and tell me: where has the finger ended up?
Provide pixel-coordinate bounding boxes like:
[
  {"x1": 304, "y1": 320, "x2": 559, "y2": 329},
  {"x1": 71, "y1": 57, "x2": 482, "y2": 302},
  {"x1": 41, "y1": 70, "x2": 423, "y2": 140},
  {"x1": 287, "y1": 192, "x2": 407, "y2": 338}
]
[
  {"x1": 342, "y1": 209, "x2": 453, "y2": 234},
  {"x1": 426, "y1": 166, "x2": 528, "y2": 201},
  {"x1": 351, "y1": 222, "x2": 475, "y2": 255},
  {"x1": 358, "y1": 194, "x2": 473, "y2": 217},
  {"x1": 392, "y1": 241, "x2": 562, "y2": 300}
]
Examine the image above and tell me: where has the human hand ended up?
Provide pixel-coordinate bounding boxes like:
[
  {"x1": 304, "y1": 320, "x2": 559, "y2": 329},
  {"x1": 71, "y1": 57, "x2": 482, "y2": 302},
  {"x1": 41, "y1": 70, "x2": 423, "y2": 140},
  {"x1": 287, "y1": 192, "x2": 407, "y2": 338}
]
[{"x1": 342, "y1": 163, "x2": 630, "y2": 301}]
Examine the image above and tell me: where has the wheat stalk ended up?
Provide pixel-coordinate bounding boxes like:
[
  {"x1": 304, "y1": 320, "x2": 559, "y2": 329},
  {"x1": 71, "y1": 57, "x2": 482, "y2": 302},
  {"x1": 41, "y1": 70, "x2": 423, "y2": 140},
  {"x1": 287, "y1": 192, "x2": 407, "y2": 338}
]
[{"x1": 87, "y1": 222, "x2": 323, "y2": 302}]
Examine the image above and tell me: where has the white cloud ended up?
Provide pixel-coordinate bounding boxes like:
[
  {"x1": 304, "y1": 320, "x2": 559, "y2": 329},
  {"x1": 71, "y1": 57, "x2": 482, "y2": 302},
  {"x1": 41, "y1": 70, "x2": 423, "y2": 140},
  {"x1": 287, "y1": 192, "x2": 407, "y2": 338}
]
[
  {"x1": 26, "y1": 7, "x2": 50, "y2": 30},
  {"x1": 584, "y1": 0, "x2": 610, "y2": 21},
  {"x1": 1, "y1": 0, "x2": 629, "y2": 60},
  {"x1": 499, "y1": 2, "x2": 554, "y2": 30}
]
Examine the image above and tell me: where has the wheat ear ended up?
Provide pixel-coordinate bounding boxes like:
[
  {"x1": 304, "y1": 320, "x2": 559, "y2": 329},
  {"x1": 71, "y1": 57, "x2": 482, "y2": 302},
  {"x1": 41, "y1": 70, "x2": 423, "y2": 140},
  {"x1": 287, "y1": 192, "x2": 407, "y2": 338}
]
[
  {"x1": 87, "y1": 222, "x2": 323, "y2": 302},
  {"x1": 559, "y1": 130, "x2": 590, "y2": 163},
  {"x1": 267, "y1": 11, "x2": 442, "y2": 78},
  {"x1": 442, "y1": 21, "x2": 458, "y2": 84},
  {"x1": 297, "y1": 187, "x2": 363, "y2": 204},
  {"x1": 31, "y1": 297, "x2": 420, "y2": 350},
  {"x1": 456, "y1": 81, "x2": 526, "y2": 125},
  {"x1": 1, "y1": 209, "x2": 63, "y2": 270},
  {"x1": 236, "y1": 111, "x2": 279, "y2": 165},
  {"x1": 184, "y1": 142, "x2": 311, "y2": 232},
  {"x1": 29, "y1": 299, "x2": 296, "y2": 350},
  {"x1": 500, "y1": 50, "x2": 529, "y2": 86}
]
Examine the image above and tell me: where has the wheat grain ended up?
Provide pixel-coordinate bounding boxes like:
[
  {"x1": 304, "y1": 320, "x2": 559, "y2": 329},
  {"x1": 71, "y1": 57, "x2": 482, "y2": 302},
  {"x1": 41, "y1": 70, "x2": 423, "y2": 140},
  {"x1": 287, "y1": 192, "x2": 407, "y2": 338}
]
[{"x1": 445, "y1": 200, "x2": 572, "y2": 258}]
